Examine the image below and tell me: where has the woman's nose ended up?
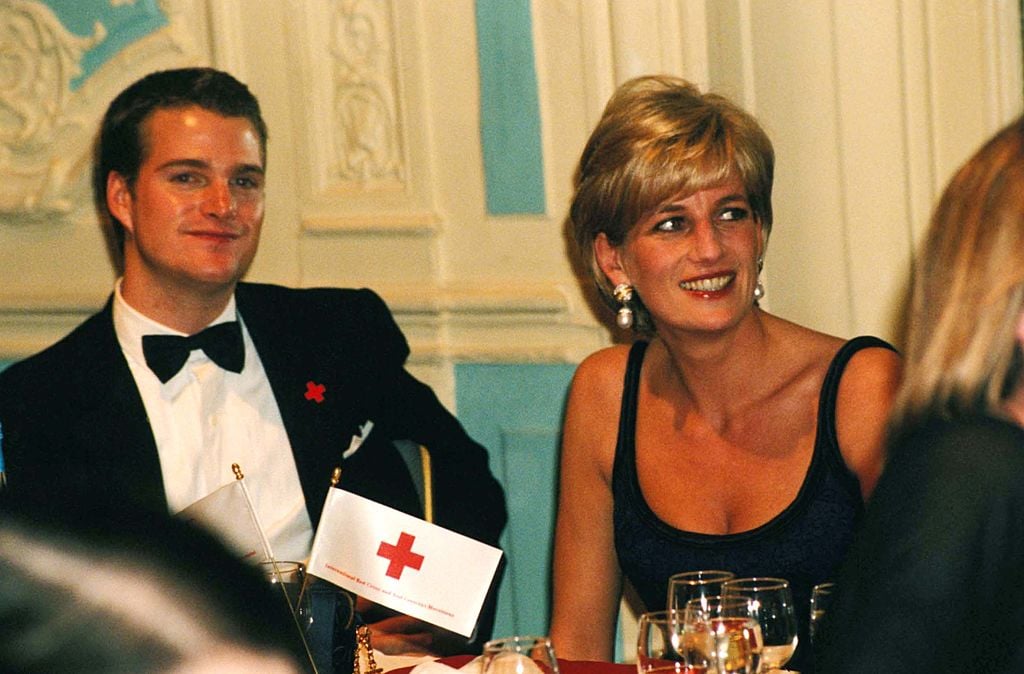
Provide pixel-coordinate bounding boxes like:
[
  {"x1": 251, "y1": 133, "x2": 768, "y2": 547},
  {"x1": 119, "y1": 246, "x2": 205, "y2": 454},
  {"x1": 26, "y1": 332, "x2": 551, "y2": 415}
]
[{"x1": 689, "y1": 220, "x2": 723, "y2": 260}]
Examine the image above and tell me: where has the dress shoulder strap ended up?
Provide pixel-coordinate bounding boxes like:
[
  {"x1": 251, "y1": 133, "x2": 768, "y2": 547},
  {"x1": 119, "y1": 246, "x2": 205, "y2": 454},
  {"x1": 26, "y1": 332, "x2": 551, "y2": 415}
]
[
  {"x1": 816, "y1": 335, "x2": 898, "y2": 471},
  {"x1": 614, "y1": 340, "x2": 649, "y2": 466}
]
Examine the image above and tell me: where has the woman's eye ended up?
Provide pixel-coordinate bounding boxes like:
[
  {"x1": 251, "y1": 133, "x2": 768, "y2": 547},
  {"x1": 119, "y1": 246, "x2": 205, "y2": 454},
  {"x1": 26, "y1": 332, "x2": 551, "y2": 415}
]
[
  {"x1": 719, "y1": 207, "x2": 750, "y2": 222},
  {"x1": 655, "y1": 218, "x2": 685, "y2": 232}
]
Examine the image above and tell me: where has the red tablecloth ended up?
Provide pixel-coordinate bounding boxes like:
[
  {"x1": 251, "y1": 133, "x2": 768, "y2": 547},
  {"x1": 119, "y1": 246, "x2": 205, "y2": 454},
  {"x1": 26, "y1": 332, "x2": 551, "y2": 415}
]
[{"x1": 387, "y1": 655, "x2": 633, "y2": 674}]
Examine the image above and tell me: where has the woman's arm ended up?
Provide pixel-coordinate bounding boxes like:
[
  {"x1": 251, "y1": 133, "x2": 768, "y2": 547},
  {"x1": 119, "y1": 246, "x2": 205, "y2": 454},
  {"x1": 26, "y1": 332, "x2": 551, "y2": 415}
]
[
  {"x1": 834, "y1": 345, "x2": 903, "y2": 500},
  {"x1": 549, "y1": 351, "x2": 626, "y2": 661}
]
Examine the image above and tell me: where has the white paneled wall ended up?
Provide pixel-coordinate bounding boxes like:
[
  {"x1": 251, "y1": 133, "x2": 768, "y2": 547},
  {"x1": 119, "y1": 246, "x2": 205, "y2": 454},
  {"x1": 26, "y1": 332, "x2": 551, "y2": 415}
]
[{"x1": 0, "y1": 1, "x2": 1021, "y2": 404}]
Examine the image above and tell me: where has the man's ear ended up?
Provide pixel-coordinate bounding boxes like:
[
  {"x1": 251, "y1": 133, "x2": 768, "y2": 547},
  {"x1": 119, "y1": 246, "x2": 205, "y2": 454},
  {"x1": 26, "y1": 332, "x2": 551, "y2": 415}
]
[
  {"x1": 107, "y1": 172, "x2": 134, "y2": 234},
  {"x1": 594, "y1": 232, "x2": 630, "y2": 287}
]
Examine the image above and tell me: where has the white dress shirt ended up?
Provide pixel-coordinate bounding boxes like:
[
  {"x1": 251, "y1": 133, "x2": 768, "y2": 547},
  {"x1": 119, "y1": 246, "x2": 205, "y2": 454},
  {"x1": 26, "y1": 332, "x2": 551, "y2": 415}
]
[{"x1": 112, "y1": 281, "x2": 314, "y2": 561}]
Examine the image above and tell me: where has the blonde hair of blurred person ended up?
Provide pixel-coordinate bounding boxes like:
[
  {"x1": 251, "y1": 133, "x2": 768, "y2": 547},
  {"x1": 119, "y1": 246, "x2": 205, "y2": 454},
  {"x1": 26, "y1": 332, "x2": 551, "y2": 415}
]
[
  {"x1": 0, "y1": 504, "x2": 305, "y2": 674},
  {"x1": 891, "y1": 117, "x2": 1024, "y2": 432},
  {"x1": 550, "y1": 75, "x2": 901, "y2": 666},
  {"x1": 819, "y1": 116, "x2": 1024, "y2": 674}
]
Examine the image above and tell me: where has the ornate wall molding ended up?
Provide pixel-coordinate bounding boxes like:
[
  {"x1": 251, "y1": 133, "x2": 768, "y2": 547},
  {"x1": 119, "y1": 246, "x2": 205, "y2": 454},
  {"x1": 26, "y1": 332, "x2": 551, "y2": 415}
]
[
  {"x1": 0, "y1": 0, "x2": 102, "y2": 223},
  {"x1": 287, "y1": 0, "x2": 433, "y2": 220}
]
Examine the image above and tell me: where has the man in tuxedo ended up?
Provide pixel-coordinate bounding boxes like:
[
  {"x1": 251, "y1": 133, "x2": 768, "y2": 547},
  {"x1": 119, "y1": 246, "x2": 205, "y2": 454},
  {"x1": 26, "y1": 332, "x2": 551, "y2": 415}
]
[{"x1": 0, "y1": 67, "x2": 506, "y2": 657}]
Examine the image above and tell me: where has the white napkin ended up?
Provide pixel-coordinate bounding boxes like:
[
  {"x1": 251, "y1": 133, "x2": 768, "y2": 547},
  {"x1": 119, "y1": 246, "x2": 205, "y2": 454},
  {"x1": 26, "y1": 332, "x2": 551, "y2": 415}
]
[
  {"x1": 376, "y1": 652, "x2": 438, "y2": 674},
  {"x1": 408, "y1": 656, "x2": 484, "y2": 674}
]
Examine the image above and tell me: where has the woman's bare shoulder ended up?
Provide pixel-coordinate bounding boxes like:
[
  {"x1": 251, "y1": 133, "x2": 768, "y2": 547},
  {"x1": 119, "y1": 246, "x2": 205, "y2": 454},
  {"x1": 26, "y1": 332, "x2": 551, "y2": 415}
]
[
  {"x1": 571, "y1": 344, "x2": 635, "y2": 397},
  {"x1": 562, "y1": 344, "x2": 635, "y2": 461}
]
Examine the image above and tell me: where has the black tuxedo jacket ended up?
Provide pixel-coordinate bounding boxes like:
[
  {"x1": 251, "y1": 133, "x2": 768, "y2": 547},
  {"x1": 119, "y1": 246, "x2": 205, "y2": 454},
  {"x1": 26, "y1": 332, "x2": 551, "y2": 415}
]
[{"x1": 0, "y1": 282, "x2": 507, "y2": 548}]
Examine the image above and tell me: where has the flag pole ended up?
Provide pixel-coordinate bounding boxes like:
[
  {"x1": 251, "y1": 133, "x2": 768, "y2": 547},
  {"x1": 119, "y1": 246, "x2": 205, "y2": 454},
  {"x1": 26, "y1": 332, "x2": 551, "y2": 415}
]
[
  {"x1": 297, "y1": 466, "x2": 342, "y2": 611},
  {"x1": 232, "y1": 464, "x2": 274, "y2": 562},
  {"x1": 232, "y1": 464, "x2": 319, "y2": 674}
]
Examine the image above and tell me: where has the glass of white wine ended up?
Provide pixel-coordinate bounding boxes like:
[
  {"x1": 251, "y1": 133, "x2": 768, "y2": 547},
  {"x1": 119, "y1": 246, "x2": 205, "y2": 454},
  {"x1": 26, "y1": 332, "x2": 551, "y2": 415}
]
[
  {"x1": 682, "y1": 596, "x2": 763, "y2": 674},
  {"x1": 721, "y1": 577, "x2": 798, "y2": 671}
]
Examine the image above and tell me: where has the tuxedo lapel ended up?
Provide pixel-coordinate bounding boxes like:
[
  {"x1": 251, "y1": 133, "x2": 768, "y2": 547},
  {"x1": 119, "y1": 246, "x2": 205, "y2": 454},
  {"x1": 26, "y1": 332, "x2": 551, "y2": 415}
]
[
  {"x1": 71, "y1": 301, "x2": 168, "y2": 508},
  {"x1": 236, "y1": 284, "x2": 368, "y2": 525}
]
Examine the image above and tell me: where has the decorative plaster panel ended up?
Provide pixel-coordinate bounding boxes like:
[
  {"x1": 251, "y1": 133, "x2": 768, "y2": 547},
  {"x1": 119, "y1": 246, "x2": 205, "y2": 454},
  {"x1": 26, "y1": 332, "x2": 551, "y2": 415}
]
[
  {"x1": 0, "y1": 0, "x2": 101, "y2": 223},
  {"x1": 287, "y1": 0, "x2": 436, "y2": 232}
]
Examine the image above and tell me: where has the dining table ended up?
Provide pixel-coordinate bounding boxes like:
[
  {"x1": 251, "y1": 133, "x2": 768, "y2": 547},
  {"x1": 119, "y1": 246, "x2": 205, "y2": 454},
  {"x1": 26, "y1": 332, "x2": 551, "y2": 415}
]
[{"x1": 385, "y1": 654, "x2": 634, "y2": 674}]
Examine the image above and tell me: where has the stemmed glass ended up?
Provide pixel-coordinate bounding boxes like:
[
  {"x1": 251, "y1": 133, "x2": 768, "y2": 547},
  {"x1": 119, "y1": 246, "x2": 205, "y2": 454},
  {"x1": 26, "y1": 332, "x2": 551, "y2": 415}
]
[
  {"x1": 721, "y1": 578, "x2": 798, "y2": 672},
  {"x1": 666, "y1": 570, "x2": 735, "y2": 614},
  {"x1": 482, "y1": 636, "x2": 560, "y2": 674},
  {"x1": 636, "y1": 610, "x2": 689, "y2": 674},
  {"x1": 809, "y1": 582, "x2": 836, "y2": 646},
  {"x1": 682, "y1": 597, "x2": 763, "y2": 674}
]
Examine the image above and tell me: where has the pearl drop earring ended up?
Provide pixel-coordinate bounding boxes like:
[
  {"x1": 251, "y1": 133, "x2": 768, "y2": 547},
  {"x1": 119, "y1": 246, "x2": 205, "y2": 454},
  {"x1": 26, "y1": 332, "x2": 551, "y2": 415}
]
[{"x1": 613, "y1": 283, "x2": 634, "y2": 329}]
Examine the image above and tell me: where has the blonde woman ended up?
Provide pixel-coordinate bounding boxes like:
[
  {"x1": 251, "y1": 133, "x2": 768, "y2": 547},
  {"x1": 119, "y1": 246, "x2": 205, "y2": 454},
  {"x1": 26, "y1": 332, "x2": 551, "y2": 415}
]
[
  {"x1": 549, "y1": 76, "x2": 901, "y2": 672},
  {"x1": 821, "y1": 117, "x2": 1024, "y2": 673}
]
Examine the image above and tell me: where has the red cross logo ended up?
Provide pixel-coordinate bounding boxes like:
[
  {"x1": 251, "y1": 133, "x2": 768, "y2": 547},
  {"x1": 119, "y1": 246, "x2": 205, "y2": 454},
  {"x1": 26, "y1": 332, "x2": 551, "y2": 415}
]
[
  {"x1": 376, "y1": 532, "x2": 424, "y2": 580},
  {"x1": 304, "y1": 380, "x2": 326, "y2": 403}
]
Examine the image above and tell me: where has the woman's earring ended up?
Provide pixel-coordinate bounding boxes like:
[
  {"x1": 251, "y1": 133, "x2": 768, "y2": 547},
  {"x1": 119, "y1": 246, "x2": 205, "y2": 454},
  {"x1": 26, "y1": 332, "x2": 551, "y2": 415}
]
[
  {"x1": 753, "y1": 256, "x2": 765, "y2": 301},
  {"x1": 613, "y1": 283, "x2": 634, "y2": 329}
]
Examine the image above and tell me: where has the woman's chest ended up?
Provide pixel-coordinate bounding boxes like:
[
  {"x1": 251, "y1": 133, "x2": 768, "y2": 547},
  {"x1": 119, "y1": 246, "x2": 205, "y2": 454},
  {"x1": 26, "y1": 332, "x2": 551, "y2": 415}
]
[{"x1": 633, "y1": 400, "x2": 819, "y2": 535}]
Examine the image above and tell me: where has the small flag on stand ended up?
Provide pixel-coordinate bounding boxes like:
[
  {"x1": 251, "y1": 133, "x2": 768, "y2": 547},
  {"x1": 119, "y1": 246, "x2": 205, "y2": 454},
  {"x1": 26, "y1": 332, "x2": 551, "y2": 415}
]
[
  {"x1": 177, "y1": 464, "x2": 273, "y2": 563},
  {"x1": 308, "y1": 487, "x2": 502, "y2": 638}
]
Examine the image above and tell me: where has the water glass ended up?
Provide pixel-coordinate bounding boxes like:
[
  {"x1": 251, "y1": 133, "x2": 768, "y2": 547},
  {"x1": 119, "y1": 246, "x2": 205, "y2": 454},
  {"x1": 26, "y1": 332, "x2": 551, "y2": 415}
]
[
  {"x1": 721, "y1": 577, "x2": 798, "y2": 671},
  {"x1": 260, "y1": 560, "x2": 312, "y2": 630}
]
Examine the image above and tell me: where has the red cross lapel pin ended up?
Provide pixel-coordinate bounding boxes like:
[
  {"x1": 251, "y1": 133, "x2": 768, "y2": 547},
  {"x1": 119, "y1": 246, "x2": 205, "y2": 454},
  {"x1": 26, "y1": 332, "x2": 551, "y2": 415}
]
[
  {"x1": 304, "y1": 380, "x2": 326, "y2": 403},
  {"x1": 376, "y1": 532, "x2": 424, "y2": 580}
]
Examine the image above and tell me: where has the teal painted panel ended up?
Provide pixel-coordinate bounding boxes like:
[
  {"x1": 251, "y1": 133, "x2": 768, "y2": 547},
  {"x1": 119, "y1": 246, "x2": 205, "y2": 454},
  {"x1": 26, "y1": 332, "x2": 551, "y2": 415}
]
[
  {"x1": 44, "y1": 0, "x2": 168, "y2": 89},
  {"x1": 456, "y1": 363, "x2": 576, "y2": 638},
  {"x1": 474, "y1": 0, "x2": 546, "y2": 215}
]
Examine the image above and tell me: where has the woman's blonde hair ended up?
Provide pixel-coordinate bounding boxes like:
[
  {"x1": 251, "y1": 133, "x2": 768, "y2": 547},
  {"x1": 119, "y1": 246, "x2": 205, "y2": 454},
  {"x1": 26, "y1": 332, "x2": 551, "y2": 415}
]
[
  {"x1": 568, "y1": 75, "x2": 774, "y2": 335},
  {"x1": 891, "y1": 116, "x2": 1024, "y2": 433}
]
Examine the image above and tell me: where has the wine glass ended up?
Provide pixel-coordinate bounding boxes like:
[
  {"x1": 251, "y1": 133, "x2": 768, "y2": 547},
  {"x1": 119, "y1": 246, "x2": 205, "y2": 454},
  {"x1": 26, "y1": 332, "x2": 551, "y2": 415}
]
[
  {"x1": 667, "y1": 570, "x2": 735, "y2": 614},
  {"x1": 636, "y1": 610, "x2": 689, "y2": 674},
  {"x1": 809, "y1": 582, "x2": 835, "y2": 646},
  {"x1": 721, "y1": 577, "x2": 798, "y2": 671},
  {"x1": 482, "y1": 636, "x2": 560, "y2": 674},
  {"x1": 682, "y1": 597, "x2": 763, "y2": 674}
]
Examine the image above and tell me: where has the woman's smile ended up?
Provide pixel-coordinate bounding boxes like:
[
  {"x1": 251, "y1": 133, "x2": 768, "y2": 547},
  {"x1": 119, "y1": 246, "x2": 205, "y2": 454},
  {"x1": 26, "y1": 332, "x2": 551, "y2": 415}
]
[{"x1": 679, "y1": 272, "x2": 735, "y2": 293}]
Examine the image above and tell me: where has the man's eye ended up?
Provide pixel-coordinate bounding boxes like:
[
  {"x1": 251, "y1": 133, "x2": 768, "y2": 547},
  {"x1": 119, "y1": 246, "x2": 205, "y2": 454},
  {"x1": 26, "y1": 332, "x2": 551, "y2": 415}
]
[
  {"x1": 232, "y1": 176, "x2": 263, "y2": 190},
  {"x1": 170, "y1": 173, "x2": 196, "y2": 184}
]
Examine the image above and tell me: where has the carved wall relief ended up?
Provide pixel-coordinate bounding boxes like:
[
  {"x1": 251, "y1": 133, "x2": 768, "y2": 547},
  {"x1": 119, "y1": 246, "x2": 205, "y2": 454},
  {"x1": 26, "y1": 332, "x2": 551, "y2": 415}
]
[
  {"x1": 0, "y1": 0, "x2": 103, "y2": 223},
  {"x1": 330, "y1": 0, "x2": 403, "y2": 185}
]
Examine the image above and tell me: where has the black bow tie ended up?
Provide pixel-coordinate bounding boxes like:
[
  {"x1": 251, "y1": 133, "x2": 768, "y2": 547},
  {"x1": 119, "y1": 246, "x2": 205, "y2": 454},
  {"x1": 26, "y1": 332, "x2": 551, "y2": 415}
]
[{"x1": 142, "y1": 321, "x2": 245, "y2": 383}]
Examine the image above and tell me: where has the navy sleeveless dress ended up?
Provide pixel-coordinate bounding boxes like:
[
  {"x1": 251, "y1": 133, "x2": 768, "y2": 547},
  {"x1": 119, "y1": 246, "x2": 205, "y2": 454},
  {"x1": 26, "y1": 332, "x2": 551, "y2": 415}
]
[{"x1": 612, "y1": 336, "x2": 895, "y2": 673}]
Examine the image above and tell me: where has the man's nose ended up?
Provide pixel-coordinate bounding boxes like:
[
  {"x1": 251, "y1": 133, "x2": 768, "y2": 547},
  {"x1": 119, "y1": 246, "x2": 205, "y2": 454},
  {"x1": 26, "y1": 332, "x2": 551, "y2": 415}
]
[{"x1": 204, "y1": 182, "x2": 237, "y2": 218}]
